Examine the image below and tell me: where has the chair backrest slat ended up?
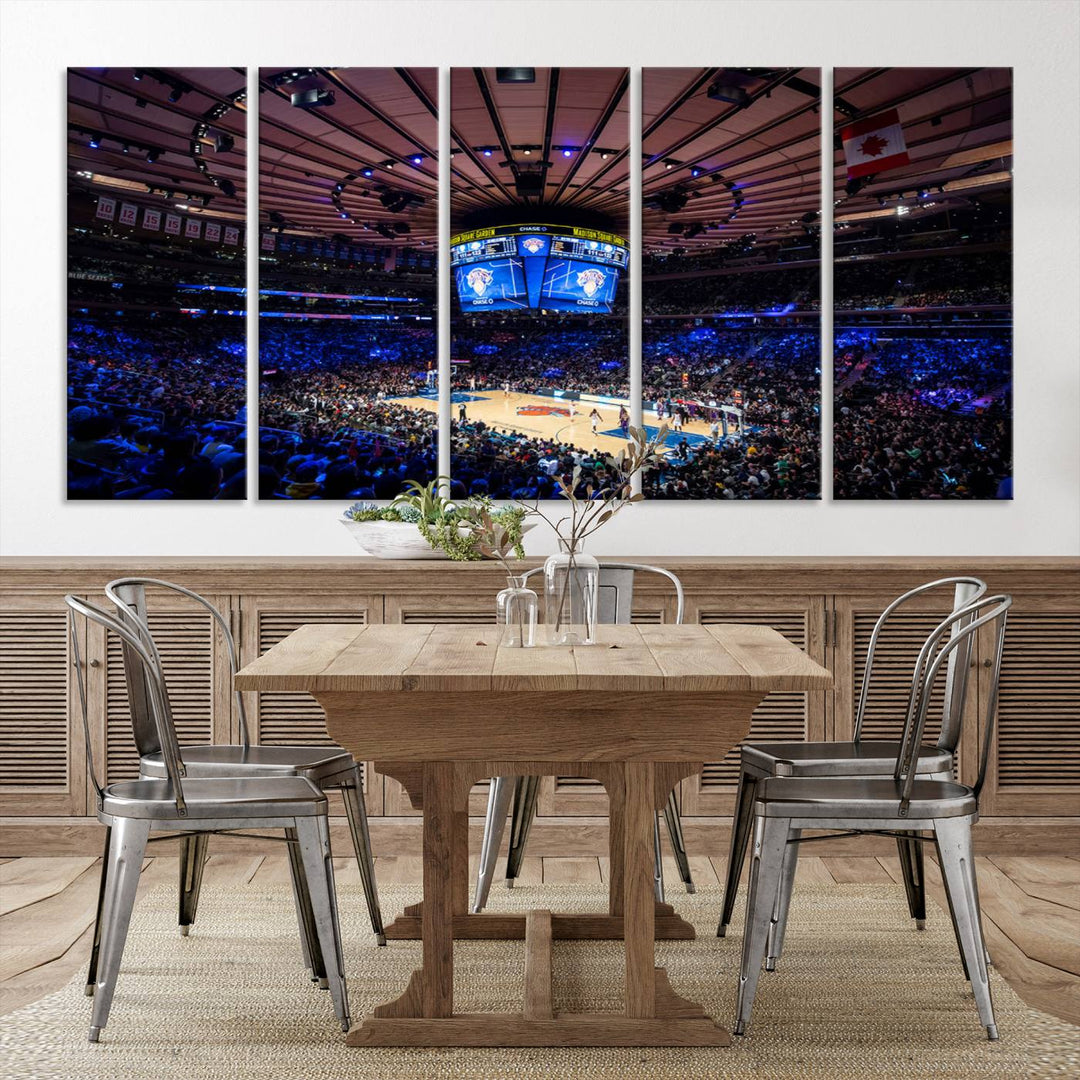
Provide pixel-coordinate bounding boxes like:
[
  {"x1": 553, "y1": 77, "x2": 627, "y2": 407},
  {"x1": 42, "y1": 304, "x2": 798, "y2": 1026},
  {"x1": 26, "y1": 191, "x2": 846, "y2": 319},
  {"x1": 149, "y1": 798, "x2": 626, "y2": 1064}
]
[
  {"x1": 64, "y1": 594, "x2": 188, "y2": 815},
  {"x1": 894, "y1": 594, "x2": 1012, "y2": 812},
  {"x1": 522, "y1": 562, "x2": 685, "y2": 626},
  {"x1": 105, "y1": 577, "x2": 250, "y2": 750},
  {"x1": 854, "y1": 576, "x2": 987, "y2": 751}
]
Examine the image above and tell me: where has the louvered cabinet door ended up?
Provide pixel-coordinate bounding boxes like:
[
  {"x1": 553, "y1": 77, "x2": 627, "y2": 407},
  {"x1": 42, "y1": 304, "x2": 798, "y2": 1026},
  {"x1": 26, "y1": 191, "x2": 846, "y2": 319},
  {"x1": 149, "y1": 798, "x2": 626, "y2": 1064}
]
[
  {"x1": 103, "y1": 593, "x2": 233, "y2": 786},
  {"x1": 679, "y1": 595, "x2": 827, "y2": 816},
  {"x1": 240, "y1": 594, "x2": 383, "y2": 815},
  {"x1": 978, "y1": 600, "x2": 1080, "y2": 816},
  {"x1": 382, "y1": 596, "x2": 498, "y2": 817},
  {"x1": 0, "y1": 592, "x2": 86, "y2": 815},
  {"x1": 831, "y1": 593, "x2": 981, "y2": 783}
]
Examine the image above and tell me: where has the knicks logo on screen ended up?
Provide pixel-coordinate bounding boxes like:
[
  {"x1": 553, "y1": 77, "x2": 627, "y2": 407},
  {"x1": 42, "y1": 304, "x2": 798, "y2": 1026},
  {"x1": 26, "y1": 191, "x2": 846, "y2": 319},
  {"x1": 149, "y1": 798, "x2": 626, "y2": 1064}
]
[
  {"x1": 576, "y1": 268, "x2": 606, "y2": 298},
  {"x1": 522, "y1": 237, "x2": 545, "y2": 254},
  {"x1": 466, "y1": 267, "x2": 494, "y2": 296}
]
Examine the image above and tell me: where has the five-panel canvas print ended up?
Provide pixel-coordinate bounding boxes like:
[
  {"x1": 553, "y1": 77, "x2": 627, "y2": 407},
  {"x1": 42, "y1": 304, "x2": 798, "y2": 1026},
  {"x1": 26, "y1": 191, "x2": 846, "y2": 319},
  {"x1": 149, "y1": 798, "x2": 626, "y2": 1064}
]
[{"x1": 67, "y1": 66, "x2": 1013, "y2": 501}]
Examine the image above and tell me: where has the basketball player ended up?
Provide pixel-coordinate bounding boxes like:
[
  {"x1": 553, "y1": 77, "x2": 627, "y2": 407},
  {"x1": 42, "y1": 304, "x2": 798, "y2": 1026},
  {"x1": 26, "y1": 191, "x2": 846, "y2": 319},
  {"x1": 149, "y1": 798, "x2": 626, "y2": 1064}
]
[
  {"x1": 671, "y1": 407, "x2": 683, "y2": 433},
  {"x1": 469, "y1": 374, "x2": 477, "y2": 391},
  {"x1": 618, "y1": 405, "x2": 630, "y2": 437},
  {"x1": 458, "y1": 401, "x2": 467, "y2": 423},
  {"x1": 568, "y1": 399, "x2": 577, "y2": 420},
  {"x1": 589, "y1": 407, "x2": 602, "y2": 436},
  {"x1": 502, "y1": 380, "x2": 511, "y2": 398}
]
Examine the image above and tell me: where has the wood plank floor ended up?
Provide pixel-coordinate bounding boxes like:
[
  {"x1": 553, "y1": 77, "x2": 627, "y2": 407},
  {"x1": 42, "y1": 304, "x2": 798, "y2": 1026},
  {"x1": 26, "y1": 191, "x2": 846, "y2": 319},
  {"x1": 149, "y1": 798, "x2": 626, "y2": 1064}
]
[{"x1": 1, "y1": 854, "x2": 1077, "y2": 1026}]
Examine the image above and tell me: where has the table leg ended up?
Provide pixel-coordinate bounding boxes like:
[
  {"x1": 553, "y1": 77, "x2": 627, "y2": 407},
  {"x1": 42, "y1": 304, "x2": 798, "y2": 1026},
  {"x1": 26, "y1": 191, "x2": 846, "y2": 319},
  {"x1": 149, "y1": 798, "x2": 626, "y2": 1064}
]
[{"x1": 624, "y1": 761, "x2": 657, "y2": 1018}]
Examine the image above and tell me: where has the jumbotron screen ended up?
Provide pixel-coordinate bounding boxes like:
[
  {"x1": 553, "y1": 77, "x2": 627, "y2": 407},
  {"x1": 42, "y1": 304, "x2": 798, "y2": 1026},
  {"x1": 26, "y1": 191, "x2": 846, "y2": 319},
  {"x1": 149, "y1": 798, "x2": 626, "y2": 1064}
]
[{"x1": 450, "y1": 224, "x2": 627, "y2": 314}]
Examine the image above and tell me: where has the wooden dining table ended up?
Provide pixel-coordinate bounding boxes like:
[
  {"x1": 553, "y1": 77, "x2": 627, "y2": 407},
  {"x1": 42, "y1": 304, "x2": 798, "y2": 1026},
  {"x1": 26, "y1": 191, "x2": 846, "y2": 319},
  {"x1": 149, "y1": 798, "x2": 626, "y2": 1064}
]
[{"x1": 235, "y1": 621, "x2": 831, "y2": 1047}]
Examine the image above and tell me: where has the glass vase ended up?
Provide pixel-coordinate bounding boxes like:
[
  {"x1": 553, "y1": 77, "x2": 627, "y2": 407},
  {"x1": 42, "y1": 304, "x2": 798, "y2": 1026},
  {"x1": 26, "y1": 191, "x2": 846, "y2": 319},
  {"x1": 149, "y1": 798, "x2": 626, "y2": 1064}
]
[
  {"x1": 543, "y1": 540, "x2": 600, "y2": 646},
  {"x1": 496, "y1": 575, "x2": 538, "y2": 648}
]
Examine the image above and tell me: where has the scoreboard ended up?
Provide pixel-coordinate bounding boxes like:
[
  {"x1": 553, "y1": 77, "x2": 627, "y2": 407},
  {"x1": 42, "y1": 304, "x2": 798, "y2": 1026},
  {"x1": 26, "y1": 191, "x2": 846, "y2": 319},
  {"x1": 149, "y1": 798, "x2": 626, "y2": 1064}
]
[{"x1": 450, "y1": 224, "x2": 627, "y2": 313}]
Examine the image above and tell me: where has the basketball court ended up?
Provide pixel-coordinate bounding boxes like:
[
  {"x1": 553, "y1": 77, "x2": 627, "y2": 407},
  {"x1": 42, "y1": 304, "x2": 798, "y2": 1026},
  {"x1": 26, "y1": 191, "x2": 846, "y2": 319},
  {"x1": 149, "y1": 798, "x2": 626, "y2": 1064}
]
[{"x1": 392, "y1": 388, "x2": 725, "y2": 456}]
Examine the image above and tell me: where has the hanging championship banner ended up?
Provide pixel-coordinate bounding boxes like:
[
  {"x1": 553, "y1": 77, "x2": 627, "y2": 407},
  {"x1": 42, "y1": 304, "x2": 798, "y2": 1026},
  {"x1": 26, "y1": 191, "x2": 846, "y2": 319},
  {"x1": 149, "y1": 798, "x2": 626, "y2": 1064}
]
[
  {"x1": 261, "y1": 232, "x2": 276, "y2": 250},
  {"x1": 143, "y1": 207, "x2": 162, "y2": 231},
  {"x1": 118, "y1": 202, "x2": 138, "y2": 227},
  {"x1": 164, "y1": 213, "x2": 182, "y2": 235},
  {"x1": 224, "y1": 225, "x2": 240, "y2": 245},
  {"x1": 95, "y1": 195, "x2": 117, "y2": 221},
  {"x1": 204, "y1": 222, "x2": 221, "y2": 243}
]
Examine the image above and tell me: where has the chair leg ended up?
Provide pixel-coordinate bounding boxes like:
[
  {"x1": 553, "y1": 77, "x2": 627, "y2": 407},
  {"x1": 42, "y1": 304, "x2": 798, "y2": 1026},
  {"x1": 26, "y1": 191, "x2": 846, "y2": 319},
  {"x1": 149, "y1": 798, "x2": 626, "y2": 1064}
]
[
  {"x1": 719, "y1": 768, "x2": 758, "y2": 937},
  {"x1": 285, "y1": 826, "x2": 322, "y2": 981},
  {"x1": 473, "y1": 776, "x2": 515, "y2": 913},
  {"x1": 85, "y1": 825, "x2": 112, "y2": 995},
  {"x1": 88, "y1": 817, "x2": 150, "y2": 1042},
  {"x1": 896, "y1": 832, "x2": 927, "y2": 929},
  {"x1": 733, "y1": 814, "x2": 790, "y2": 1036},
  {"x1": 663, "y1": 790, "x2": 695, "y2": 894},
  {"x1": 653, "y1": 811, "x2": 665, "y2": 903},
  {"x1": 505, "y1": 775, "x2": 540, "y2": 888},
  {"x1": 765, "y1": 827, "x2": 801, "y2": 971},
  {"x1": 340, "y1": 766, "x2": 385, "y2": 944},
  {"x1": 934, "y1": 816, "x2": 997, "y2": 1040},
  {"x1": 295, "y1": 816, "x2": 350, "y2": 1032},
  {"x1": 178, "y1": 832, "x2": 209, "y2": 936}
]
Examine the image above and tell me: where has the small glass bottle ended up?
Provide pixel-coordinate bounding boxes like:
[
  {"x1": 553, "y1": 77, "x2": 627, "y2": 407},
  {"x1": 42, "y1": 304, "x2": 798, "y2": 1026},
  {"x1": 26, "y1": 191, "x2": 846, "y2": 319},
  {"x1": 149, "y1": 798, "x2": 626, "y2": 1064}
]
[
  {"x1": 496, "y1": 575, "x2": 538, "y2": 648},
  {"x1": 543, "y1": 540, "x2": 600, "y2": 646}
]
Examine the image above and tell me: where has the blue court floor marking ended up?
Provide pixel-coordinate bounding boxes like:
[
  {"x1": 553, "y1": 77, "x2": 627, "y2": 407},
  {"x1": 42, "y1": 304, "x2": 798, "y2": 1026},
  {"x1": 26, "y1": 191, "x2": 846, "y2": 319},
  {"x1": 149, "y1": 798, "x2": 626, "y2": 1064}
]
[
  {"x1": 400, "y1": 391, "x2": 490, "y2": 403},
  {"x1": 600, "y1": 425, "x2": 712, "y2": 449}
]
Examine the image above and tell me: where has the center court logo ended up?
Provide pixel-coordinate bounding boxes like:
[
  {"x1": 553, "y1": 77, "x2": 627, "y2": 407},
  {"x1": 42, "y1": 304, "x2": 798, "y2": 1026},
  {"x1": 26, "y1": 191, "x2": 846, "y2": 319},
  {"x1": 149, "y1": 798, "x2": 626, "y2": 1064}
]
[
  {"x1": 576, "y1": 268, "x2": 606, "y2": 298},
  {"x1": 466, "y1": 267, "x2": 494, "y2": 296}
]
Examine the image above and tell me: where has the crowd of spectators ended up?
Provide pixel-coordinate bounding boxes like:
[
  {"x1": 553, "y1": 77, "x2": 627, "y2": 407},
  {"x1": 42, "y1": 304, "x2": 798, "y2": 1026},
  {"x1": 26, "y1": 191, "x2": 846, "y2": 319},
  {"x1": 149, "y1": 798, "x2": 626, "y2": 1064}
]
[
  {"x1": 641, "y1": 328, "x2": 820, "y2": 499},
  {"x1": 835, "y1": 251, "x2": 1011, "y2": 311},
  {"x1": 833, "y1": 333, "x2": 1012, "y2": 499},
  {"x1": 67, "y1": 315, "x2": 247, "y2": 499}
]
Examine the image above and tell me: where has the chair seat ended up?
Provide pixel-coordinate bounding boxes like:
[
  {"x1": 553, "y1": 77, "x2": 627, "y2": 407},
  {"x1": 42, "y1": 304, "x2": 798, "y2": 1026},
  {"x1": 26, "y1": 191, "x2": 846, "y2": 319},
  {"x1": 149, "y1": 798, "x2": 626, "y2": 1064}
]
[
  {"x1": 755, "y1": 776, "x2": 977, "y2": 820},
  {"x1": 743, "y1": 739, "x2": 952, "y2": 778},
  {"x1": 140, "y1": 744, "x2": 354, "y2": 781},
  {"x1": 101, "y1": 776, "x2": 327, "y2": 820}
]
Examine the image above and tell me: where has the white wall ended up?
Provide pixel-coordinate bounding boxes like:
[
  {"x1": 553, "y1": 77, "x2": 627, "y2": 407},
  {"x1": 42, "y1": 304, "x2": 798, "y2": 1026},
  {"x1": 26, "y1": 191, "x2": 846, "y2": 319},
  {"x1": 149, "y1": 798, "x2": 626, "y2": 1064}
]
[{"x1": 1, "y1": 0, "x2": 1077, "y2": 558}]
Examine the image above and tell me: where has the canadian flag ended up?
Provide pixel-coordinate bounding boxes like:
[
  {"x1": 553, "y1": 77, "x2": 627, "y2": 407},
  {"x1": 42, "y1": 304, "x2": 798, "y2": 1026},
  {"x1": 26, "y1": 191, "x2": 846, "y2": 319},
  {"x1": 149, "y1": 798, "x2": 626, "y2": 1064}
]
[{"x1": 841, "y1": 108, "x2": 910, "y2": 179}]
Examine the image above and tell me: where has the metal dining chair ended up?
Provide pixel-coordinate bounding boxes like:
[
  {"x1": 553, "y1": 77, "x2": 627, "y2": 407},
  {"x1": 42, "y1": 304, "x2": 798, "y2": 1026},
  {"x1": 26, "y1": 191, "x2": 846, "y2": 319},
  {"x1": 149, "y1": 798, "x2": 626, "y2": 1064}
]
[
  {"x1": 472, "y1": 562, "x2": 694, "y2": 913},
  {"x1": 66, "y1": 595, "x2": 350, "y2": 1043},
  {"x1": 717, "y1": 576, "x2": 987, "y2": 940},
  {"x1": 102, "y1": 577, "x2": 384, "y2": 960},
  {"x1": 733, "y1": 592, "x2": 1010, "y2": 1040}
]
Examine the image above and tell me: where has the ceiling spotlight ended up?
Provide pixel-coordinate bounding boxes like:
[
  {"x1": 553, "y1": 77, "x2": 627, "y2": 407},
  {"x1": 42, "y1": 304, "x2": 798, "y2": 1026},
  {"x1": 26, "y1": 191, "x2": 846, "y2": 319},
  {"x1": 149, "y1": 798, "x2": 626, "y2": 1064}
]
[
  {"x1": 132, "y1": 69, "x2": 143, "y2": 82},
  {"x1": 562, "y1": 148, "x2": 573, "y2": 158},
  {"x1": 340, "y1": 212, "x2": 349, "y2": 219},
  {"x1": 690, "y1": 166, "x2": 702, "y2": 178},
  {"x1": 411, "y1": 154, "x2": 423, "y2": 166},
  {"x1": 121, "y1": 143, "x2": 130, "y2": 154},
  {"x1": 523, "y1": 148, "x2": 532, "y2": 156},
  {"x1": 168, "y1": 87, "x2": 184, "y2": 104},
  {"x1": 145, "y1": 148, "x2": 158, "y2": 163},
  {"x1": 362, "y1": 167, "x2": 373, "y2": 178},
  {"x1": 496, "y1": 68, "x2": 535, "y2": 83},
  {"x1": 290, "y1": 87, "x2": 335, "y2": 109},
  {"x1": 213, "y1": 133, "x2": 235, "y2": 154},
  {"x1": 665, "y1": 161, "x2": 674, "y2": 170},
  {"x1": 218, "y1": 179, "x2": 237, "y2": 198},
  {"x1": 89, "y1": 133, "x2": 101, "y2": 149},
  {"x1": 483, "y1": 148, "x2": 493, "y2": 157},
  {"x1": 135, "y1": 97, "x2": 148, "y2": 109}
]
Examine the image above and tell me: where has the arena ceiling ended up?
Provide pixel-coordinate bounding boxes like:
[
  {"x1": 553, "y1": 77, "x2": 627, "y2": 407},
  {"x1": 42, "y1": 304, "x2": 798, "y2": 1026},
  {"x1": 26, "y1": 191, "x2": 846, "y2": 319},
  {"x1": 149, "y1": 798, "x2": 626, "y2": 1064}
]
[
  {"x1": 258, "y1": 67, "x2": 437, "y2": 250},
  {"x1": 68, "y1": 67, "x2": 248, "y2": 223},
  {"x1": 832, "y1": 67, "x2": 1012, "y2": 235},
  {"x1": 68, "y1": 66, "x2": 1012, "y2": 257}
]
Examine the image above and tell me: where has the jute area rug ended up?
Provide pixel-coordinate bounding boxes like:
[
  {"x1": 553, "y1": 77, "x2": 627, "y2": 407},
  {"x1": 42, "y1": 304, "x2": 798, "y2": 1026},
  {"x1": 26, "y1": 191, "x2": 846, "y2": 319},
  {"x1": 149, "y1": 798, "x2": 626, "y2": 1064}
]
[{"x1": 2, "y1": 880, "x2": 1075, "y2": 1079}]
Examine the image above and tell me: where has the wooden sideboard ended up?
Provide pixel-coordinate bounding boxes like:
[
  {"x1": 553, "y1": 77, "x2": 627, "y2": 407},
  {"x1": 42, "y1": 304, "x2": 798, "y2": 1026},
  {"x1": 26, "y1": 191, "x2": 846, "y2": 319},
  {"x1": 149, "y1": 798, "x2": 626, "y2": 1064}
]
[{"x1": 2, "y1": 556, "x2": 1077, "y2": 855}]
